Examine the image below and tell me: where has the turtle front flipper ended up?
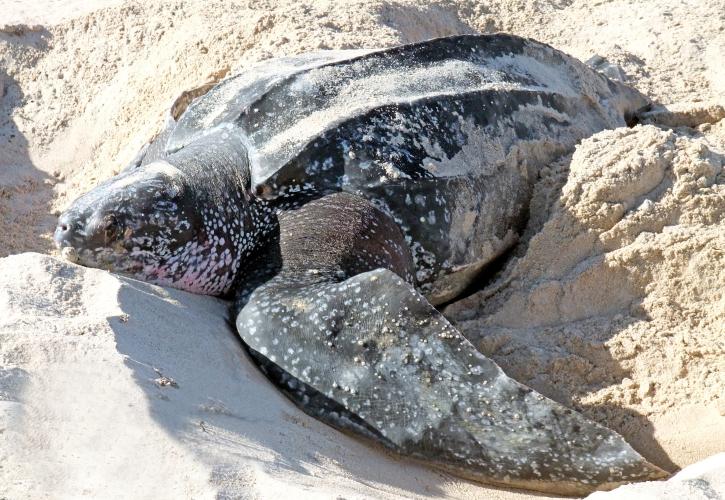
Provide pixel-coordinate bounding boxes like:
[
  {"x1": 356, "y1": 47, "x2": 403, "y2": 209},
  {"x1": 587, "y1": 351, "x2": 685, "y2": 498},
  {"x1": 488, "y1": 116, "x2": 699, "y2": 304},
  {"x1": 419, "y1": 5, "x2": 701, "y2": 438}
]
[{"x1": 234, "y1": 193, "x2": 666, "y2": 495}]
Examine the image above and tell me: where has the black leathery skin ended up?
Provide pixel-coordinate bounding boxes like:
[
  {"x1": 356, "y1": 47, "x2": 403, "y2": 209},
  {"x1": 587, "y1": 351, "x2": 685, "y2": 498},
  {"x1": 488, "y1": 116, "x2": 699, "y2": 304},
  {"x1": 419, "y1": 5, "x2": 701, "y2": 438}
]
[
  {"x1": 164, "y1": 34, "x2": 649, "y2": 301},
  {"x1": 55, "y1": 131, "x2": 274, "y2": 296},
  {"x1": 54, "y1": 34, "x2": 665, "y2": 494},
  {"x1": 261, "y1": 89, "x2": 583, "y2": 298},
  {"x1": 234, "y1": 193, "x2": 666, "y2": 495},
  {"x1": 246, "y1": 347, "x2": 393, "y2": 447}
]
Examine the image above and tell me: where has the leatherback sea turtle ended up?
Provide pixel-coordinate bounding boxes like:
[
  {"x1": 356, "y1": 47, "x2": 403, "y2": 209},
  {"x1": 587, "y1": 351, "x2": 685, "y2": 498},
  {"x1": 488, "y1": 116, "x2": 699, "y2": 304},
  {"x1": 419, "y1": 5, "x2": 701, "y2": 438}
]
[{"x1": 54, "y1": 34, "x2": 667, "y2": 494}]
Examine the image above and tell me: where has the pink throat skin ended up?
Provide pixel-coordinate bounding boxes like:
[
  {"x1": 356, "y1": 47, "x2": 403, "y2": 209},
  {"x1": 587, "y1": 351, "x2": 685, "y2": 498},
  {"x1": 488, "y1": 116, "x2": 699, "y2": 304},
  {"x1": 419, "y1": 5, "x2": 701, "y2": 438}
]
[
  {"x1": 138, "y1": 240, "x2": 238, "y2": 296},
  {"x1": 140, "y1": 264, "x2": 234, "y2": 295}
]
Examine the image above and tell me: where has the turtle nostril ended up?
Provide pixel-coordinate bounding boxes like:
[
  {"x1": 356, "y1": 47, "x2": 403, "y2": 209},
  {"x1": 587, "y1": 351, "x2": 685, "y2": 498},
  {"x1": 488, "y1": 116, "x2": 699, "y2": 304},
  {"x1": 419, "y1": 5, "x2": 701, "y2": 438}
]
[{"x1": 54, "y1": 222, "x2": 73, "y2": 248}]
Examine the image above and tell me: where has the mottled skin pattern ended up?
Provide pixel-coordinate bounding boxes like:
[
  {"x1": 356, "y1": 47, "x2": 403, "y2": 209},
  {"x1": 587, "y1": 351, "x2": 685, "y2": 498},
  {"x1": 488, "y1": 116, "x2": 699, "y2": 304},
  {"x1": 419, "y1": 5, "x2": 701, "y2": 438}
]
[
  {"x1": 57, "y1": 134, "x2": 274, "y2": 295},
  {"x1": 132, "y1": 33, "x2": 650, "y2": 303},
  {"x1": 55, "y1": 35, "x2": 666, "y2": 494},
  {"x1": 235, "y1": 194, "x2": 664, "y2": 494}
]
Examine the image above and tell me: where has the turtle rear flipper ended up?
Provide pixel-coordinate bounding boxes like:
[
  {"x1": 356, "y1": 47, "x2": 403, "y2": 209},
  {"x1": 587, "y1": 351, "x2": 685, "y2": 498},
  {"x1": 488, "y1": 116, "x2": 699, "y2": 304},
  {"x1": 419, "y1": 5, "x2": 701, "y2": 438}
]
[{"x1": 234, "y1": 193, "x2": 666, "y2": 495}]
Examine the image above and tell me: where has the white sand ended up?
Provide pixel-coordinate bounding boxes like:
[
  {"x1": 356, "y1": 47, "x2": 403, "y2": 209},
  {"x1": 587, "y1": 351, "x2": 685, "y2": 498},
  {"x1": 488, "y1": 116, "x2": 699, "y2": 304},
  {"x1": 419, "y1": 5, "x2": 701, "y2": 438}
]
[
  {"x1": 588, "y1": 453, "x2": 725, "y2": 500},
  {"x1": 0, "y1": 253, "x2": 537, "y2": 500},
  {"x1": 446, "y1": 119, "x2": 725, "y2": 471},
  {"x1": 1, "y1": 0, "x2": 724, "y2": 498}
]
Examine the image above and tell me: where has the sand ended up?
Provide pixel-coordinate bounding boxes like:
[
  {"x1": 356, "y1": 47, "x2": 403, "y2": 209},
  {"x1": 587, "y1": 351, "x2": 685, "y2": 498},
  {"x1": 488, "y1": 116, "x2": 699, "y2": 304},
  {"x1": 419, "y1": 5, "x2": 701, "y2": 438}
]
[
  {"x1": 445, "y1": 119, "x2": 725, "y2": 471},
  {"x1": 589, "y1": 453, "x2": 725, "y2": 500},
  {"x1": 1, "y1": 252, "x2": 541, "y2": 500},
  {"x1": 1, "y1": 256, "x2": 720, "y2": 500},
  {"x1": 1, "y1": 0, "x2": 724, "y2": 498}
]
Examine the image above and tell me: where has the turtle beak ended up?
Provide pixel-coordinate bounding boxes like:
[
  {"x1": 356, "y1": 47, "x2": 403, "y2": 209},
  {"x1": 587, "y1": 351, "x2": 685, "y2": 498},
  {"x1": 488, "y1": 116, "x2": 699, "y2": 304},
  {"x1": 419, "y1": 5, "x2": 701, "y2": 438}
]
[
  {"x1": 54, "y1": 214, "x2": 82, "y2": 264},
  {"x1": 54, "y1": 222, "x2": 72, "y2": 248},
  {"x1": 54, "y1": 212, "x2": 79, "y2": 249}
]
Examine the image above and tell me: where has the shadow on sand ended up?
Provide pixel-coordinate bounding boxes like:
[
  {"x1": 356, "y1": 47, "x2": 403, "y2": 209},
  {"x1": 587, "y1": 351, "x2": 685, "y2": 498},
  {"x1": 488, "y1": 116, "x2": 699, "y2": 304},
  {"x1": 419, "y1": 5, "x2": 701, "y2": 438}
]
[
  {"x1": 0, "y1": 25, "x2": 55, "y2": 257},
  {"x1": 109, "y1": 278, "x2": 543, "y2": 498},
  {"x1": 442, "y1": 138, "x2": 690, "y2": 475}
]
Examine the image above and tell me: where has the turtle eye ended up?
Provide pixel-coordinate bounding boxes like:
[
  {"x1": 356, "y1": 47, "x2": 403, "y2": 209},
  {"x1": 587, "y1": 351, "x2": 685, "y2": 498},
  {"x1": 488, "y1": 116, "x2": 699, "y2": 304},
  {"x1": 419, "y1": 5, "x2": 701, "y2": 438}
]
[{"x1": 103, "y1": 214, "x2": 120, "y2": 242}]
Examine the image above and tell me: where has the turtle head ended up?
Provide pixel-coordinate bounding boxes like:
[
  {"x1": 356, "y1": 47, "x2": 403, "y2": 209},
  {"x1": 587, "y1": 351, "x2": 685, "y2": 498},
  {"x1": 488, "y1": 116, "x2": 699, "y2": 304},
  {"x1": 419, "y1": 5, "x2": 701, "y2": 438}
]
[{"x1": 54, "y1": 160, "x2": 248, "y2": 295}]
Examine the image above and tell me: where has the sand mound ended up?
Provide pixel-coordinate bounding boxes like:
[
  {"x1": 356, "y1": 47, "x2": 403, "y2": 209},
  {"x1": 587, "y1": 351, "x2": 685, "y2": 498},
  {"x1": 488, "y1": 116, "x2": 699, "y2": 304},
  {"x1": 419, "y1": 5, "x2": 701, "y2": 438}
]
[
  {"x1": 2, "y1": 0, "x2": 724, "y2": 257},
  {"x1": 446, "y1": 121, "x2": 725, "y2": 470}
]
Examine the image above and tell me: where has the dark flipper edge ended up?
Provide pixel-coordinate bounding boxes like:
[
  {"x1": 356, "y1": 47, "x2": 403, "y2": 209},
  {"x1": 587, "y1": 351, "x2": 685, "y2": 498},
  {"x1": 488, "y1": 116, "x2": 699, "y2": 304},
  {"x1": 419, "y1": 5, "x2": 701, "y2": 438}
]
[{"x1": 234, "y1": 194, "x2": 666, "y2": 495}]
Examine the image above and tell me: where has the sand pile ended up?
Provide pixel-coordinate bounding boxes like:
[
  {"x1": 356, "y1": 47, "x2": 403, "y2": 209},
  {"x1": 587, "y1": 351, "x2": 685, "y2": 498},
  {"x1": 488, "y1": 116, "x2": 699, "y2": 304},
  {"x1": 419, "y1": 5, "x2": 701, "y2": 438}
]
[
  {"x1": 446, "y1": 118, "x2": 725, "y2": 469},
  {"x1": 1, "y1": 0, "x2": 724, "y2": 498},
  {"x1": 2, "y1": 0, "x2": 724, "y2": 258}
]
